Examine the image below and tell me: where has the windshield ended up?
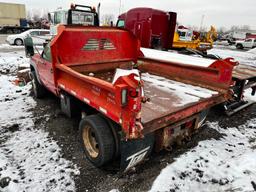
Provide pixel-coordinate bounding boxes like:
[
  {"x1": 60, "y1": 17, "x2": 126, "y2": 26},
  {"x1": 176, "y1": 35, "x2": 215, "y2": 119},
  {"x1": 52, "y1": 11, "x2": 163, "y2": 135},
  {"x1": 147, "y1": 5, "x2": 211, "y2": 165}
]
[
  {"x1": 117, "y1": 20, "x2": 125, "y2": 28},
  {"x1": 71, "y1": 11, "x2": 94, "y2": 25}
]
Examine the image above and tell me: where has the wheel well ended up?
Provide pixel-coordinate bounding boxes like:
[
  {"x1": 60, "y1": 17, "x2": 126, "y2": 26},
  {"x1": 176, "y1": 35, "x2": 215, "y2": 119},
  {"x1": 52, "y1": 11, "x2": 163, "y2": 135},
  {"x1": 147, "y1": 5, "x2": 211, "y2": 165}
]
[
  {"x1": 15, "y1": 38, "x2": 23, "y2": 43},
  {"x1": 30, "y1": 65, "x2": 35, "y2": 72},
  {"x1": 59, "y1": 90, "x2": 121, "y2": 158}
]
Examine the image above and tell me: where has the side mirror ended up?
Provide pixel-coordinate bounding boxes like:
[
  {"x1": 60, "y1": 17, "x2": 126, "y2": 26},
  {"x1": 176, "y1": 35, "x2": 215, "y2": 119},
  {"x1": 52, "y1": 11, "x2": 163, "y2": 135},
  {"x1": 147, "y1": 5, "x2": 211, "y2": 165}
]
[
  {"x1": 43, "y1": 42, "x2": 47, "y2": 48},
  {"x1": 24, "y1": 36, "x2": 34, "y2": 57}
]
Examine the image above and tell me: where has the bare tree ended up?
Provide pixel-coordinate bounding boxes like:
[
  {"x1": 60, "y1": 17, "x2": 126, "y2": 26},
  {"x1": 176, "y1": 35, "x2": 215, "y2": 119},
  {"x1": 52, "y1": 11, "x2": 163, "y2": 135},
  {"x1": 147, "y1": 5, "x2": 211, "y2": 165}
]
[
  {"x1": 217, "y1": 26, "x2": 227, "y2": 35},
  {"x1": 240, "y1": 25, "x2": 250, "y2": 31}
]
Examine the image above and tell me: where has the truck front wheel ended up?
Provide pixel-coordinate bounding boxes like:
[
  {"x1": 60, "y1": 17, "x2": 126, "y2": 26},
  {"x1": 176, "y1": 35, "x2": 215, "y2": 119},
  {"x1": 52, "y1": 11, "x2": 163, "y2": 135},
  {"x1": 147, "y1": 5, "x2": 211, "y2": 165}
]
[
  {"x1": 79, "y1": 114, "x2": 115, "y2": 167},
  {"x1": 31, "y1": 71, "x2": 46, "y2": 98}
]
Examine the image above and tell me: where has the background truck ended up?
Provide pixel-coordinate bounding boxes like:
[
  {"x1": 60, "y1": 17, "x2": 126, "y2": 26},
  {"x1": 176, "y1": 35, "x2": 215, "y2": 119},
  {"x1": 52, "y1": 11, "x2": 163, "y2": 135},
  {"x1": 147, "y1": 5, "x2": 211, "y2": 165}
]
[
  {"x1": 0, "y1": 2, "x2": 30, "y2": 34},
  {"x1": 235, "y1": 38, "x2": 256, "y2": 49},
  {"x1": 25, "y1": 24, "x2": 236, "y2": 171},
  {"x1": 117, "y1": 7, "x2": 213, "y2": 52},
  {"x1": 48, "y1": 4, "x2": 100, "y2": 35}
]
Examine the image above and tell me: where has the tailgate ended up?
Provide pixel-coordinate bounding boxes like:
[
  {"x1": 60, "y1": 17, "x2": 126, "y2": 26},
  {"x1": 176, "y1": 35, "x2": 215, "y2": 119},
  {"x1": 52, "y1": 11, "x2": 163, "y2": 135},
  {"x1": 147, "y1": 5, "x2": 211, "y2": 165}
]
[{"x1": 140, "y1": 73, "x2": 225, "y2": 134}]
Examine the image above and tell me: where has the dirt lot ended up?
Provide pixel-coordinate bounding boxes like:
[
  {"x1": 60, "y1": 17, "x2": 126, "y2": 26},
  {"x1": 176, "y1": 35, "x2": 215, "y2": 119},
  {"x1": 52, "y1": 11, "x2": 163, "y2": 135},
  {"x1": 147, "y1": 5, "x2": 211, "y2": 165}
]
[
  {"x1": 32, "y1": 91, "x2": 255, "y2": 192},
  {"x1": 1, "y1": 46, "x2": 255, "y2": 192}
]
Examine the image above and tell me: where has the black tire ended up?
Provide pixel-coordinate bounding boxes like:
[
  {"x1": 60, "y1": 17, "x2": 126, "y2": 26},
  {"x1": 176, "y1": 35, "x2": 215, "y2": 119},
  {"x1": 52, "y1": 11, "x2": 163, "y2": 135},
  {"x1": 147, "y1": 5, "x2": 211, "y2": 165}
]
[
  {"x1": 79, "y1": 114, "x2": 115, "y2": 167},
  {"x1": 236, "y1": 44, "x2": 243, "y2": 50},
  {"x1": 14, "y1": 38, "x2": 23, "y2": 46},
  {"x1": 31, "y1": 71, "x2": 46, "y2": 98}
]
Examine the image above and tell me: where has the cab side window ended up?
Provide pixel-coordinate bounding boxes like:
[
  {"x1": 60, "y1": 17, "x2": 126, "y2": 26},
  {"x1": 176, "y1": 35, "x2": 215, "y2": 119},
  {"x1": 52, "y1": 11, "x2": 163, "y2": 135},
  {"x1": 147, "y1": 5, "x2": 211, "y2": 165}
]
[
  {"x1": 40, "y1": 31, "x2": 50, "y2": 36},
  {"x1": 54, "y1": 12, "x2": 62, "y2": 24},
  {"x1": 117, "y1": 20, "x2": 125, "y2": 28},
  {"x1": 42, "y1": 44, "x2": 52, "y2": 62}
]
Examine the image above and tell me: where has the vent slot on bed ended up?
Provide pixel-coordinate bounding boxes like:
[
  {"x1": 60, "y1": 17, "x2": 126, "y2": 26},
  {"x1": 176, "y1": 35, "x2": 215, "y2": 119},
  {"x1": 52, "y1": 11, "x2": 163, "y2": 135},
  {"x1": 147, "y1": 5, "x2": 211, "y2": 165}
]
[{"x1": 82, "y1": 38, "x2": 116, "y2": 51}]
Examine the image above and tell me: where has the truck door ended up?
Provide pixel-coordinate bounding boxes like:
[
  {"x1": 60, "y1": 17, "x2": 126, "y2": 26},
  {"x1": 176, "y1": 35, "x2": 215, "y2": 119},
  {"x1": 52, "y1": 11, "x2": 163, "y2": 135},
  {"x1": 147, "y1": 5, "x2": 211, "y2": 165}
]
[
  {"x1": 134, "y1": 22, "x2": 143, "y2": 41},
  {"x1": 134, "y1": 21, "x2": 151, "y2": 48},
  {"x1": 244, "y1": 39, "x2": 252, "y2": 48},
  {"x1": 37, "y1": 44, "x2": 55, "y2": 93}
]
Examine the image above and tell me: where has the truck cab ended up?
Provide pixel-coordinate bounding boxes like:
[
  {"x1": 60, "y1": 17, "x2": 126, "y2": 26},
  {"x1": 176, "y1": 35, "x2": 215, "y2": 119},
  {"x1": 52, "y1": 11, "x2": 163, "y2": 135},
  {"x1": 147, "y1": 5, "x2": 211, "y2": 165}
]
[
  {"x1": 49, "y1": 4, "x2": 100, "y2": 35},
  {"x1": 177, "y1": 28, "x2": 193, "y2": 41},
  {"x1": 117, "y1": 8, "x2": 177, "y2": 50}
]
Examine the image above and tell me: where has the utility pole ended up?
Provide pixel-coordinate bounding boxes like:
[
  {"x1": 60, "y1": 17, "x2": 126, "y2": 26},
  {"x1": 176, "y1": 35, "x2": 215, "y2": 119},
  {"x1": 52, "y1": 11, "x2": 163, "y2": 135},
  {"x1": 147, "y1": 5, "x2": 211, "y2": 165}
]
[
  {"x1": 119, "y1": 0, "x2": 122, "y2": 15},
  {"x1": 200, "y1": 14, "x2": 205, "y2": 32}
]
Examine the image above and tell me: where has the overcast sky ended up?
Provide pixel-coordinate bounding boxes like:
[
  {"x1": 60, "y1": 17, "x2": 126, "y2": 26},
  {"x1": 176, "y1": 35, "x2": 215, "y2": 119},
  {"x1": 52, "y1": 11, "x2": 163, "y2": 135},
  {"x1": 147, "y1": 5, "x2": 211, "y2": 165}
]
[{"x1": 1, "y1": 0, "x2": 255, "y2": 30}]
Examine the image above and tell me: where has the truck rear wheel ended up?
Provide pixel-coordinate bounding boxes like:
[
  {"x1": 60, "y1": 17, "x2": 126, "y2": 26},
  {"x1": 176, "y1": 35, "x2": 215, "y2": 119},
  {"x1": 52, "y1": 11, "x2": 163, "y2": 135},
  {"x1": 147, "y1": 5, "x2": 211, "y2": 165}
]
[
  {"x1": 79, "y1": 114, "x2": 115, "y2": 167},
  {"x1": 31, "y1": 71, "x2": 46, "y2": 98}
]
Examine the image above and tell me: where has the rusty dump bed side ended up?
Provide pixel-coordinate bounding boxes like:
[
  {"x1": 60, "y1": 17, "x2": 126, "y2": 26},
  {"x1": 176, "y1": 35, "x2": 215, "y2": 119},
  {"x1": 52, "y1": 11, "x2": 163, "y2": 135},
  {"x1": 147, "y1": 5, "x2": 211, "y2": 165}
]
[
  {"x1": 50, "y1": 25, "x2": 143, "y2": 139},
  {"x1": 137, "y1": 57, "x2": 235, "y2": 134},
  {"x1": 233, "y1": 64, "x2": 256, "y2": 89},
  {"x1": 233, "y1": 64, "x2": 256, "y2": 80}
]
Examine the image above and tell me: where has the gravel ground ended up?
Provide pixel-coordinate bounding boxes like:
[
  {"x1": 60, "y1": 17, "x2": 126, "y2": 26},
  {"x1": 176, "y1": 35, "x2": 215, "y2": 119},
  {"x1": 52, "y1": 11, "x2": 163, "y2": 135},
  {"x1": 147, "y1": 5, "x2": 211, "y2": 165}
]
[
  {"x1": 1, "y1": 46, "x2": 255, "y2": 192},
  {"x1": 31, "y1": 92, "x2": 255, "y2": 192}
]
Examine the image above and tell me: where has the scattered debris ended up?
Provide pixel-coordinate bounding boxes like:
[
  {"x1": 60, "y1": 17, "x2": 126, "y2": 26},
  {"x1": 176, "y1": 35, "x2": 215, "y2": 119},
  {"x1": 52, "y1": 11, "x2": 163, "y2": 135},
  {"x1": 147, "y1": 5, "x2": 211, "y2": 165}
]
[{"x1": 0, "y1": 177, "x2": 11, "y2": 188}]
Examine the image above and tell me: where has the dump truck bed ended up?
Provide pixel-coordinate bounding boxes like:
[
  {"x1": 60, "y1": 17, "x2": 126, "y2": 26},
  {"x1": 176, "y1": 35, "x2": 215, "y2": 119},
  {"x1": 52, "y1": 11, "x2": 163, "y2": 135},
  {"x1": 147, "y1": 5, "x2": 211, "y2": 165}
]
[
  {"x1": 46, "y1": 26, "x2": 235, "y2": 139},
  {"x1": 141, "y1": 73, "x2": 218, "y2": 124}
]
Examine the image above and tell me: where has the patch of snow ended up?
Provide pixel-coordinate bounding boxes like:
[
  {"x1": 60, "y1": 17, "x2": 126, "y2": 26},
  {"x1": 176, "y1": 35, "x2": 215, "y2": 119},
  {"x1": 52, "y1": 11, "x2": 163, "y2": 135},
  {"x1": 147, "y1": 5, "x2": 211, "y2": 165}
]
[
  {"x1": 150, "y1": 119, "x2": 256, "y2": 192},
  {"x1": 0, "y1": 43, "x2": 24, "y2": 49},
  {"x1": 248, "y1": 48, "x2": 256, "y2": 54},
  {"x1": 244, "y1": 88, "x2": 256, "y2": 102},
  {"x1": 0, "y1": 51, "x2": 29, "y2": 74},
  {"x1": 112, "y1": 68, "x2": 139, "y2": 84},
  {"x1": 109, "y1": 189, "x2": 120, "y2": 192},
  {"x1": 142, "y1": 73, "x2": 218, "y2": 107},
  {"x1": 0, "y1": 52, "x2": 79, "y2": 192},
  {"x1": 208, "y1": 48, "x2": 256, "y2": 67},
  {"x1": 141, "y1": 48, "x2": 214, "y2": 67}
]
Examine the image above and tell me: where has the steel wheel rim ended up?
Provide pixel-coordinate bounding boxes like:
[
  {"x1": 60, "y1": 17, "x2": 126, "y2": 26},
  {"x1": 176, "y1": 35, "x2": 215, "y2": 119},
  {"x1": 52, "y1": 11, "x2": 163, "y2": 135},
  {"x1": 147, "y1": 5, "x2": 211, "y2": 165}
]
[
  {"x1": 16, "y1": 39, "x2": 22, "y2": 46},
  {"x1": 83, "y1": 125, "x2": 99, "y2": 158}
]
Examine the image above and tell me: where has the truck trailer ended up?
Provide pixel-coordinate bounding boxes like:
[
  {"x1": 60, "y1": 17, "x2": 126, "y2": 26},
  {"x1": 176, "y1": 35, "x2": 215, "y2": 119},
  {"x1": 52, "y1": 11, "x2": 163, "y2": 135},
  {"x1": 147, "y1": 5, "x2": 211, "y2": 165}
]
[
  {"x1": 25, "y1": 24, "x2": 237, "y2": 171},
  {"x1": 117, "y1": 7, "x2": 212, "y2": 52},
  {"x1": 0, "y1": 2, "x2": 30, "y2": 34}
]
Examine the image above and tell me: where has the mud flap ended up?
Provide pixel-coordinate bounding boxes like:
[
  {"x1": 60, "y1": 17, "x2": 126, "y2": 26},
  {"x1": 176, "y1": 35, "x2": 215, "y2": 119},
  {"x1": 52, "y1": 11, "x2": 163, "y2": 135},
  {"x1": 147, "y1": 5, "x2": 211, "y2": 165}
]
[
  {"x1": 60, "y1": 92, "x2": 80, "y2": 118},
  {"x1": 120, "y1": 133, "x2": 154, "y2": 172},
  {"x1": 197, "y1": 109, "x2": 209, "y2": 128}
]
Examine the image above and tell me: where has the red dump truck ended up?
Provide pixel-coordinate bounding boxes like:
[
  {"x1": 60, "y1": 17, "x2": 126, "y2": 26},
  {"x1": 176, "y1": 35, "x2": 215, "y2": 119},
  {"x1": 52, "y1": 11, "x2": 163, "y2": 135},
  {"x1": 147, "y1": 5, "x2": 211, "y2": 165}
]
[{"x1": 26, "y1": 25, "x2": 236, "y2": 171}]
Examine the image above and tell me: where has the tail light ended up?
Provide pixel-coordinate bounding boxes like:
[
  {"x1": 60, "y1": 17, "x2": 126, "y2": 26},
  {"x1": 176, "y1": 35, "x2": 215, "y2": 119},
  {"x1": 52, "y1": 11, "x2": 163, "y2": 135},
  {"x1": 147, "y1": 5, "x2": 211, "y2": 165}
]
[{"x1": 121, "y1": 89, "x2": 128, "y2": 106}]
